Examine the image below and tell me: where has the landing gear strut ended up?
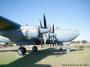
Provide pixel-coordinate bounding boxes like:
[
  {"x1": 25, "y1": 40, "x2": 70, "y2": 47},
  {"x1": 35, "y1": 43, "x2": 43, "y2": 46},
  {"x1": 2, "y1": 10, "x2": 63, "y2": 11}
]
[
  {"x1": 65, "y1": 47, "x2": 70, "y2": 53},
  {"x1": 32, "y1": 46, "x2": 38, "y2": 52},
  {"x1": 65, "y1": 45, "x2": 70, "y2": 53},
  {"x1": 18, "y1": 46, "x2": 26, "y2": 56}
]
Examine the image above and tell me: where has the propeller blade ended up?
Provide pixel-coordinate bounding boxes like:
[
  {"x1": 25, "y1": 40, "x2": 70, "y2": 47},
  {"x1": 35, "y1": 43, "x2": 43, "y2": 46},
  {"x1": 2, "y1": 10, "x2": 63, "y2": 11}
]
[
  {"x1": 40, "y1": 19, "x2": 42, "y2": 28},
  {"x1": 44, "y1": 14, "x2": 47, "y2": 28},
  {"x1": 53, "y1": 24, "x2": 54, "y2": 33},
  {"x1": 50, "y1": 27, "x2": 51, "y2": 32}
]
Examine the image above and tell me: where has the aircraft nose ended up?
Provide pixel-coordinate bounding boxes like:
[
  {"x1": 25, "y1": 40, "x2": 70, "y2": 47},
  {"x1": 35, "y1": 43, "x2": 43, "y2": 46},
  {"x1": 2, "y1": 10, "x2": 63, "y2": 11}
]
[{"x1": 72, "y1": 30, "x2": 80, "y2": 39}]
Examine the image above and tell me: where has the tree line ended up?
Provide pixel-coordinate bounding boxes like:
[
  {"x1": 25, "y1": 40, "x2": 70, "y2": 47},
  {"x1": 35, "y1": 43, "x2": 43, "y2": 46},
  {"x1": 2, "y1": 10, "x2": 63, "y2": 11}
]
[{"x1": 70, "y1": 40, "x2": 89, "y2": 44}]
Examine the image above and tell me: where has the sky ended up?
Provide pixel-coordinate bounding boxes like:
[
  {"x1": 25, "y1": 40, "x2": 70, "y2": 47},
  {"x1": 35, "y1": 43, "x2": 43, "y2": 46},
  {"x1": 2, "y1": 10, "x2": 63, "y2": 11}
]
[{"x1": 0, "y1": 0, "x2": 90, "y2": 41}]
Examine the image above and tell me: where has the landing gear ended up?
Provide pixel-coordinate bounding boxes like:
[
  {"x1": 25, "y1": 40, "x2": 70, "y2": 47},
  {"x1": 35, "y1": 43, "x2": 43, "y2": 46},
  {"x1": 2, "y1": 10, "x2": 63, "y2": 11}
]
[
  {"x1": 65, "y1": 47, "x2": 70, "y2": 53},
  {"x1": 18, "y1": 46, "x2": 26, "y2": 56},
  {"x1": 60, "y1": 47, "x2": 64, "y2": 52},
  {"x1": 65, "y1": 45, "x2": 70, "y2": 53},
  {"x1": 59, "y1": 45, "x2": 66, "y2": 53},
  {"x1": 32, "y1": 46, "x2": 38, "y2": 52}
]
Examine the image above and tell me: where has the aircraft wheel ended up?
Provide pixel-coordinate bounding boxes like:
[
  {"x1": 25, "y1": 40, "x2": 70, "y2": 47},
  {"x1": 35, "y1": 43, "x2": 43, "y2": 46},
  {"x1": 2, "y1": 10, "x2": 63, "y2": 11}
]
[
  {"x1": 60, "y1": 47, "x2": 64, "y2": 52},
  {"x1": 32, "y1": 46, "x2": 38, "y2": 52},
  {"x1": 18, "y1": 47, "x2": 26, "y2": 56}
]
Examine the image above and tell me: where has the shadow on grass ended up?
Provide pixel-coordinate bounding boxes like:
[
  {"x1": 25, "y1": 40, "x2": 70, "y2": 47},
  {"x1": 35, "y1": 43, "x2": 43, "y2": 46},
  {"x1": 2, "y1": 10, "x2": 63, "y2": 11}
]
[
  {"x1": 70, "y1": 48, "x2": 84, "y2": 52},
  {"x1": 0, "y1": 49, "x2": 17, "y2": 52},
  {"x1": 0, "y1": 48, "x2": 65, "y2": 67},
  {"x1": 70, "y1": 49, "x2": 79, "y2": 52}
]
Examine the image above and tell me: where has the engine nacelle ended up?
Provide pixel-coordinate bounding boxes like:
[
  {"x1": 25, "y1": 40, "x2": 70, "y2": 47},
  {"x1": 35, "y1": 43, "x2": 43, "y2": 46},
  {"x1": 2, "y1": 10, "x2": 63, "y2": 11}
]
[
  {"x1": 22, "y1": 28, "x2": 50, "y2": 40},
  {"x1": 0, "y1": 42, "x2": 7, "y2": 46},
  {"x1": 27, "y1": 30, "x2": 39, "y2": 39},
  {"x1": 39, "y1": 28, "x2": 50, "y2": 34},
  {"x1": 0, "y1": 36, "x2": 10, "y2": 45}
]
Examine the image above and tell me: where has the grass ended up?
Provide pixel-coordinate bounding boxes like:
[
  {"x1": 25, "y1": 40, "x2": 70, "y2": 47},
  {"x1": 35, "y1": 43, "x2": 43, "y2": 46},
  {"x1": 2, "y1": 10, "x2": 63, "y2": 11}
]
[{"x1": 0, "y1": 44, "x2": 90, "y2": 67}]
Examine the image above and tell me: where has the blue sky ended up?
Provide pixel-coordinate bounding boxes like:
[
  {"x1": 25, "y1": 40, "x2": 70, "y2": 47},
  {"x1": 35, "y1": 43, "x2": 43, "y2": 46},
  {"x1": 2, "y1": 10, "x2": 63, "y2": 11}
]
[{"x1": 0, "y1": 0, "x2": 90, "y2": 41}]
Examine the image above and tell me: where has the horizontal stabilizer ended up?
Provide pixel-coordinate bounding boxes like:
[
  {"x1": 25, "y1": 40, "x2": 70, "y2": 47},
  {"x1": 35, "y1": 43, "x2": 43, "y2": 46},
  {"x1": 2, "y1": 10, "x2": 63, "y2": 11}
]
[{"x1": 0, "y1": 16, "x2": 21, "y2": 31}]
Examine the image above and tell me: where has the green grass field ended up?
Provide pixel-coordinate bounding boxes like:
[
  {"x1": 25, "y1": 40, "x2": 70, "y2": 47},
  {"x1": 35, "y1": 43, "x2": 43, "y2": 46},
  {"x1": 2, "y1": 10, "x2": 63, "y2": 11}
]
[{"x1": 0, "y1": 44, "x2": 90, "y2": 67}]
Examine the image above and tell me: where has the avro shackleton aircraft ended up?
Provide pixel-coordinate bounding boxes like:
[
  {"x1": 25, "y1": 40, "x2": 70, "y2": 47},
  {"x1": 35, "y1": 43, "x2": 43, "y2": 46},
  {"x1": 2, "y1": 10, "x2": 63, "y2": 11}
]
[
  {"x1": 0, "y1": 14, "x2": 79, "y2": 55},
  {"x1": 39, "y1": 15, "x2": 79, "y2": 46}
]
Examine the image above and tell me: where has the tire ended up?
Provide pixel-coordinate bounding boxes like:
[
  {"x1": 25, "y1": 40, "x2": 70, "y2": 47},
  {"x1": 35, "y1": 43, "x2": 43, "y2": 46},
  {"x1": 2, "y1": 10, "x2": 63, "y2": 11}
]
[{"x1": 32, "y1": 46, "x2": 38, "y2": 52}]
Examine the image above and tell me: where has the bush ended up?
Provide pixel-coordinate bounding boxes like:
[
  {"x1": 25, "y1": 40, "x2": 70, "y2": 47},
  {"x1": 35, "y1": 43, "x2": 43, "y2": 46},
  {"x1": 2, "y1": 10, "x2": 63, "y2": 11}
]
[
  {"x1": 78, "y1": 45, "x2": 84, "y2": 50},
  {"x1": 8, "y1": 42, "x2": 13, "y2": 46}
]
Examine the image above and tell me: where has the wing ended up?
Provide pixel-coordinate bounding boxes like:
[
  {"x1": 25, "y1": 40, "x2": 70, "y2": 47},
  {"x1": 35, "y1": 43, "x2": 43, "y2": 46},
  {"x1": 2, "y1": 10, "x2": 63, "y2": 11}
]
[{"x1": 0, "y1": 16, "x2": 21, "y2": 31}]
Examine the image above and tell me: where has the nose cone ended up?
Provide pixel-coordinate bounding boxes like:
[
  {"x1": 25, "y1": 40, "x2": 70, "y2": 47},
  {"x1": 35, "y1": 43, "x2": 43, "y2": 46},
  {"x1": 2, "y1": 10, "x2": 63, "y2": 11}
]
[
  {"x1": 71, "y1": 30, "x2": 80, "y2": 40},
  {"x1": 55, "y1": 29, "x2": 80, "y2": 42}
]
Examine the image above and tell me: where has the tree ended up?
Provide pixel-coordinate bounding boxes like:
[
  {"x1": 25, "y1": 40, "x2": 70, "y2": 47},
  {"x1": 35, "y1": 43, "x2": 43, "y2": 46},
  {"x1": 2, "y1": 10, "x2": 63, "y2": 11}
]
[
  {"x1": 81, "y1": 40, "x2": 88, "y2": 43},
  {"x1": 76, "y1": 41, "x2": 80, "y2": 44},
  {"x1": 70, "y1": 41, "x2": 80, "y2": 44},
  {"x1": 70, "y1": 41, "x2": 76, "y2": 43}
]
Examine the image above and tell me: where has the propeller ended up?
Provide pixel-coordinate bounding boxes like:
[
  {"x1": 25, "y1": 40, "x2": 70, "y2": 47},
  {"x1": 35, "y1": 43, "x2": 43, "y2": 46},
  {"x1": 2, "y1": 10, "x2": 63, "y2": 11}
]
[
  {"x1": 39, "y1": 14, "x2": 48, "y2": 47},
  {"x1": 52, "y1": 24, "x2": 55, "y2": 45},
  {"x1": 52, "y1": 24, "x2": 54, "y2": 33},
  {"x1": 44, "y1": 14, "x2": 47, "y2": 28},
  {"x1": 40, "y1": 19, "x2": 42, "y2": 28},
  {"x1": 43, "y1": 14, "x2": 47, "y2": 44},
  {"x1": 39, "y1": 20, "x2": 43, "y2": 47},
  {"x1": 39, "y1": 14, "x2": 47, "y2": 28},
  {"x1": 49, "y1": 24, "x2": 56, "y2": 46}
]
